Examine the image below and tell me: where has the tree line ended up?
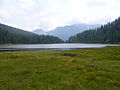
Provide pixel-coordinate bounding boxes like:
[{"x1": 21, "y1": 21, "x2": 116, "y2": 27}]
[
  {"x1": 0, "y1": 23, "x2": 63, "y2": 44},
  {"x1": 68, "y1": 17, "x2": 120, "y2": 43}
]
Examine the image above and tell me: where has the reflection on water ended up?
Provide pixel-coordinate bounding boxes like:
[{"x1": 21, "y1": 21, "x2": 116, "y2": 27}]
[{"x1": 0, "y1": 43, "x2": 120, "y2": 51}]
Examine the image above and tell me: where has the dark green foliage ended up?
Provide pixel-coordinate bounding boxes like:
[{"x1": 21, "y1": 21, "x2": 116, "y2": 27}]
[
  {"x1": 0, "y1": 23, "x2": 63, "y2": 44},
  {"x1": 68, "y1": 17, "x2": 120, "y2": 43}
]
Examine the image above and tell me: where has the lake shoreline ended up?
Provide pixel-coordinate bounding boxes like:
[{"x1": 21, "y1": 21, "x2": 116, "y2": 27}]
[
  {"x1": 0, "y1": 46, "x2": 119, "y2": 52},
  {"x1": 0, "y1": 43, "x2": 120, "y2": 52}
]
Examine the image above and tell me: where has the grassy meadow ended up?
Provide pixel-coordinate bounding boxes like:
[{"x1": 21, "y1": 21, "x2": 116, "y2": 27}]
[{"x1": 0, "y1": 46, "x2": 120, "y2": 90}]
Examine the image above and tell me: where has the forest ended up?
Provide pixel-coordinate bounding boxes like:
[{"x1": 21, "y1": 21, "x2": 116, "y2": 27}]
[
  {"x1": 68, "y1": 17, "x2": 120, "y2": 43},
  {"x1": 0, "y1": 23, "x2": 63, "y2": 44}
]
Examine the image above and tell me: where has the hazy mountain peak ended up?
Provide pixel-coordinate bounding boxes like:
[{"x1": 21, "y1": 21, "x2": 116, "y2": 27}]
[
  {"x1": 32, "y1": 24, "x2": 100, "y2": 40},
  {"x1": 46, "y1": 24, "x2": 101, "y2": 40},
  {"x1": 33, "y1": 29, "x2": 46, "y2": 35}
]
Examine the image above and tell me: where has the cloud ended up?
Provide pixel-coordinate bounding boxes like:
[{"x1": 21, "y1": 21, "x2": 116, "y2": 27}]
[
  {"x1": 87, "y1": 0, "x2": 107, "y2": 7},
  {"x1": 0, "y1": 9, "x2": 11, "y2": 19},
  {"x1": 0, "y1": 0, "x2": 120, "y2": 31},
  {"x1": 19, "y1": 0, "x2": 36, "y2": 9}
]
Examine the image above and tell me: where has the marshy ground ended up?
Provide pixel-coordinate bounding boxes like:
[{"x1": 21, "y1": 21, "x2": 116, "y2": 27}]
[{"x1": 0, "y1": 46, "x2": 120, "y2": 90}]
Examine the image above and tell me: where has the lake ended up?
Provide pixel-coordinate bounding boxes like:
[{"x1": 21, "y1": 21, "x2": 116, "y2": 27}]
[{"x1": 0, "y1": 43, "x2": 120, "y2": 51}]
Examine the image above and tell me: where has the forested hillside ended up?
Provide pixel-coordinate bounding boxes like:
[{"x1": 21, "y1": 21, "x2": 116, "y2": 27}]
[
  {"x1": 68, "y1": 17, "x2": 120, "y2": 43},
  {"x1": 0, "y1": 23, "x2": 63, "y2": 44}
]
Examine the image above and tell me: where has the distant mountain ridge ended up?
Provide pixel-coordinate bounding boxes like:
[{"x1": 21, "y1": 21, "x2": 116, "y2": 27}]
[{"x1": 33, "y1": 24, "x2": 100, "y2": 40}]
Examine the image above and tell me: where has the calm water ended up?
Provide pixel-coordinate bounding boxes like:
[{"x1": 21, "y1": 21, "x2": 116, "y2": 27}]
[{"x1": 0, "y1": 43, "x2": 120, "y2": 51}]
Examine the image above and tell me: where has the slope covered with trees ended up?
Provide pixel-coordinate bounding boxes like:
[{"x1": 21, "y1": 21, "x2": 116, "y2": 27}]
[
  {"x1": 68, "y1": 17, "x2": 120, "y2": 43},
  {"x1": 0, "y1": 23, "x2": 63, "y2": 44}
]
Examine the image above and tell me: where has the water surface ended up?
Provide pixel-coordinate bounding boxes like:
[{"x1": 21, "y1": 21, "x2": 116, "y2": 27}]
[{"x1": 0, "y1": 43, "x2": 119, "y2": 51}]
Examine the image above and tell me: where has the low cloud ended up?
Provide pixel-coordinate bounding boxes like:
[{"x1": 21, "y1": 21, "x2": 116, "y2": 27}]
[
  {"x1": 0, "y1": 0, "x2": 120, "y2": 31},
  {"x1": 0, "y1": 9, "x2": 11, "y2": 19},
  {"x1": 19, "y1": 0, "x2": 36, "y2": 9}
]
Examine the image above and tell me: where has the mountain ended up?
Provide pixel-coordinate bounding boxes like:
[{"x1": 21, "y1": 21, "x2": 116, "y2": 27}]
[
  {"x1": 0, "y1": 23, "x2": 63, "y2": 44},
  {"x1": 68, "y1": 17, "x2": 120, "y2": 43},
  {"x1": 33, "y1": 29, "x2": 46, "y2": 35},
  {"x1": 46, "y1": 24, "x2": 100, "y2": 40}
]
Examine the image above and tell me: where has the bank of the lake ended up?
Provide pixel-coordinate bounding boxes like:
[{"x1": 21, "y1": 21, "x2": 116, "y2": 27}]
[
  {"x1": 0, "y1": 46, "x2": 120, "y2": 90},
  {"x1": 0, "y1": 43, "x2": 120, "y2": 51}
]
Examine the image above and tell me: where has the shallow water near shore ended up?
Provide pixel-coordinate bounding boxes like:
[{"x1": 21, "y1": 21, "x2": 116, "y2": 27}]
[{"x1": 0, "y1": 43, "x2": 120, "y2": 51}]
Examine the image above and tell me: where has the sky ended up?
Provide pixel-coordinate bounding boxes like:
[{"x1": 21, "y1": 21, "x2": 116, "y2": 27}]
[{"x1": 0, "y1": 0, "x2": 120, "y2": 31}]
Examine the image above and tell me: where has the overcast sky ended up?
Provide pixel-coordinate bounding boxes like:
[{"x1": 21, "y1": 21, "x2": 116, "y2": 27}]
[{"x1": 0, "y1": 0, "x2": 120, "y2": 31}]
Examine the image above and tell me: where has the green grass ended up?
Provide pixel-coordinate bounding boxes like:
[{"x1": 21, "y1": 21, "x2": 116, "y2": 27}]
[
  {"x1": 0, "y1": 44, "x2": 13, "y2": 45},
  {"x1": 0, "y1": 46, "x2": 120, "y2": 90}
]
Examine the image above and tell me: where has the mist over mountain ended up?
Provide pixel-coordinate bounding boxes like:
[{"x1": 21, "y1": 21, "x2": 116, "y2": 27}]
[
  {"x1": 33, "y1": 24, "x2": 100, "y2": 40},
  {"x1": 33, "y1": 29, "x2": 46, "y2": 35}
]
